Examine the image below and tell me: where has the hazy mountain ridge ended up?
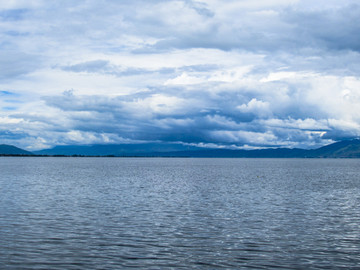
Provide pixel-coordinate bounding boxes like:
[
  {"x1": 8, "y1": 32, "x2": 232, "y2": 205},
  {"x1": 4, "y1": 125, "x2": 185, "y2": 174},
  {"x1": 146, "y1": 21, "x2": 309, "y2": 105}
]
[
  {"x1": 2, "y1": 139, "x2": 360, "y2": 157},
  {"x1": 33, "y1": 143, "x2": 201, "y2": 156},
  {"x1": 0, "y1": 144, "x2": 34, "y2": 155},
  {"x1": 33, "y1": 139, "x2": 360, "y2": 158}
]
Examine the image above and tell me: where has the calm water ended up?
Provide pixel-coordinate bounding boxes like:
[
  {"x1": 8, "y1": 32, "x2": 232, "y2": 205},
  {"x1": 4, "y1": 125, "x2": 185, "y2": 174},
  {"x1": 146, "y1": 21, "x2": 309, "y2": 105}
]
[{"x1": 0, "y1": 157, "x2": 360, "y2": 269}]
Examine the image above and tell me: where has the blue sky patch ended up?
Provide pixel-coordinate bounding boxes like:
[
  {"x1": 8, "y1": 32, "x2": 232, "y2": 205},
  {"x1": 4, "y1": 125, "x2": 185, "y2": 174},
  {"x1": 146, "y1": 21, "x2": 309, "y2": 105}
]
[
  {"x1": 0, "y1": 91, "x2": 15, "y2": 96},
  {"x1": 0, "y1": 9, "x2": 28, "y2": 21}
]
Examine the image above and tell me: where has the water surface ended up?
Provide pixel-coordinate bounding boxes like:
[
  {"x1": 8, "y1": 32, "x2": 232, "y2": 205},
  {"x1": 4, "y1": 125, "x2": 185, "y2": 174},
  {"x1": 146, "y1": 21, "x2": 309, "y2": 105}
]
[{"x1": 1, "y1": 157, "x2": 359, "y2": 269}]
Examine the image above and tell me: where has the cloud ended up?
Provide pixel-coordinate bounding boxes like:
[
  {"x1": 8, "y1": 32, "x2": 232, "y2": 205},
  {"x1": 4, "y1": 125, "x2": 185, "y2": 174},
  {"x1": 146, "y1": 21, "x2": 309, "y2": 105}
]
[
  {"x1": 237, "y1": 98, "x2": 271, "y2": 118},
  {"x1": 142, "y1": 2, "x2": 360, "y2": 54},
  {"x1": 34, "y1": 69, "x2": 360, "y2": 149},
  {"x1": 0, "y1": 0, "x2": 360, "y2": 150},
  {"x1": 0, "y1": 52, "x2": 40, "y2": 80},
  {"x1": 60, "y1": 60, "x2": 161, "y2": 77},
  {"x1": 282, "y1": 4, "x2": 360, "y2": 52}
]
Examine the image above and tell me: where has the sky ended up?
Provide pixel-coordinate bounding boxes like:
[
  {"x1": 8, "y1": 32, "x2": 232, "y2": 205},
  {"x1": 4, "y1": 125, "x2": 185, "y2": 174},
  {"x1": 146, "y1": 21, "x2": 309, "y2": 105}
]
[{"x1": 1, "y1": 0, "x2": 360, "y2": 150}]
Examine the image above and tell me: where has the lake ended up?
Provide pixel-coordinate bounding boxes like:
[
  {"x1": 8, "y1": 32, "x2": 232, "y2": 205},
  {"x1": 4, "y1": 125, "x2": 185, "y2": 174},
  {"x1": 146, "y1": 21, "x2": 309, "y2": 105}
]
[{"x1": 0, "y1": 157, "x2": 359, "y2": 269}]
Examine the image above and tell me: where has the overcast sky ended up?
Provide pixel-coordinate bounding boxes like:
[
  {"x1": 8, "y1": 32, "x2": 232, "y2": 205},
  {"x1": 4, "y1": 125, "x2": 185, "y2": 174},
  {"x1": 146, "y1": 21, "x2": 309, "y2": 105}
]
[{"x1": 1, "y1": 0, "x2": 360, "y2": 150}]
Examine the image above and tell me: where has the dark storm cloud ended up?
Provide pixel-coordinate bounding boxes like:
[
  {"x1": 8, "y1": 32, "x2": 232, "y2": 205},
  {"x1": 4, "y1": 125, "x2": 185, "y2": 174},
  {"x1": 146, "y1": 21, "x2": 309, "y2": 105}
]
[
  {"x1": 322, "y1": 129, "x2": 360, "y2": 141},
  {"x1": 0, "y1": 130, "x2": 28, "y2": 140}
]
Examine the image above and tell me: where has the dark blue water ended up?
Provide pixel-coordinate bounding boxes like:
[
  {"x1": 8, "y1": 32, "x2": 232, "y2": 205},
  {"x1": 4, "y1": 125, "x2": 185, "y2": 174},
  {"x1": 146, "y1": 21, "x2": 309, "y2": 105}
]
[{"x1": 1, "y1": 157, "x2": 360, "y2": 269}]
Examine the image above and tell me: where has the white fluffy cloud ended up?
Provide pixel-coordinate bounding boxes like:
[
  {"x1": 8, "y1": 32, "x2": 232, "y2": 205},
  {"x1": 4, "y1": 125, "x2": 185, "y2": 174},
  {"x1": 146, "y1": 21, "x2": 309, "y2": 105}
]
[{"x1": 0, "y1": 0, "x2": 360, "y2": 150}]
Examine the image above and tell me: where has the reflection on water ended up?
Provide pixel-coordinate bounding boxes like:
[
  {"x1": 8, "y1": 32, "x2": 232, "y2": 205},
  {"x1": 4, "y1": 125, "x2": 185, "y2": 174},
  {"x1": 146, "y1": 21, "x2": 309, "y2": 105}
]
[{"x1": 1, "y1": 157, "x2": 360, "y2": 269}]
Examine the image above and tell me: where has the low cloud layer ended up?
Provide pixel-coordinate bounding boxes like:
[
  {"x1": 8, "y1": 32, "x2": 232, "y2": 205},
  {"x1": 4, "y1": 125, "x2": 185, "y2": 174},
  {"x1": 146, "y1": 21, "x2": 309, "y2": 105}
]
[{"x1": 0, "y1": 0, "x2": 359, "y2": 150}]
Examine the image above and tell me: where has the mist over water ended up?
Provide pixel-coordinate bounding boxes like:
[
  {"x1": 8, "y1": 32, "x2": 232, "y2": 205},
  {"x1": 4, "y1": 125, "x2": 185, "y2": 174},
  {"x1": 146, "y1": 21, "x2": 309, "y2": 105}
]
[{"x1": 1, "y1": 157, "x2": 360, "y2": 269}]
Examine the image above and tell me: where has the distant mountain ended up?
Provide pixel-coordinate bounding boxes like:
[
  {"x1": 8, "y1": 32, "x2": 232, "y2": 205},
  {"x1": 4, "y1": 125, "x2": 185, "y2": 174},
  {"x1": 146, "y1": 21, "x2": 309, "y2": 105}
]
[
  {"x1": 0, "y1": 144, "x2": 33, "y2": 155},
  {"x1": 33, "y1": 143, "x2": 201, "y2": 156},
  {"x1": 32, "y1": 139, "x2": 360, "y2": 158},
  {"x1": 308, "y1": 139, "x2": 360, "y2": 158},
  {"x1": 163, "y1": 139, "x2": 360, "y2": 158}
]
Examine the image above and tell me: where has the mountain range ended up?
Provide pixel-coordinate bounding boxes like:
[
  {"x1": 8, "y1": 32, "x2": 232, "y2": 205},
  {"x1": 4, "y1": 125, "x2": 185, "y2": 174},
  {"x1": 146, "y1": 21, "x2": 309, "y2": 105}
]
[
  {"x1": 1, "y1": 140, "x2": 360, "y2": 158},
  {"x1": 0, "y1": 139, "x2": 360, "y2": 158}
]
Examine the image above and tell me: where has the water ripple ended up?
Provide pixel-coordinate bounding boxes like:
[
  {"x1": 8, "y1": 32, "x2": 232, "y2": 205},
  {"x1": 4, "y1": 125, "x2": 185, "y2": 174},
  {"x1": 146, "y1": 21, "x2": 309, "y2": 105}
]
[{"x1": 1, "y1": 157, "x2": 360, "y2": 269}]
